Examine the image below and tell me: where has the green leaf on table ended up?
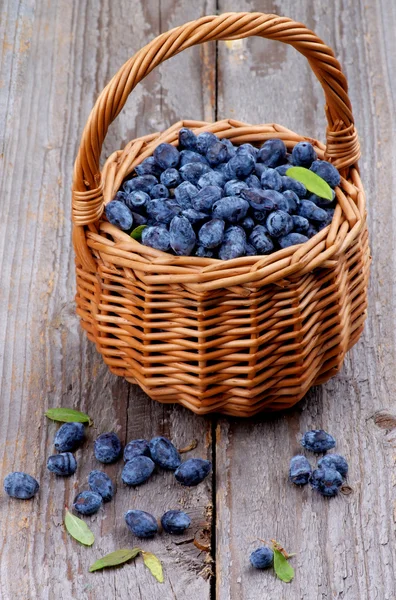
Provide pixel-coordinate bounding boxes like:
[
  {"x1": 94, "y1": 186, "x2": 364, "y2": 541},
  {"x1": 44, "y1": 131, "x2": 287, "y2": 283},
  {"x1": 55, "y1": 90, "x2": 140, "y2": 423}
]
[
  {"x1": 130, "y1": 225, "x2": 147, "y2": 240},
  {"x1": 89, "y1": 548, "x2": 141, "y2": 572},
  {"x1": 64, "y1": 509, "x2": 95, "y2": 546},
  {"x1": 273, "y1": 548, "x2": 295, "y2": 583},
  {"x1": 45, "y1": 407, "x2": 92, "y2": 426},
  {"x1": 286, "y1": 166, "x2": 334, "y2": 201},
  {"x1": 142, "y1": 551, "x2": 164, "y2": 583}
]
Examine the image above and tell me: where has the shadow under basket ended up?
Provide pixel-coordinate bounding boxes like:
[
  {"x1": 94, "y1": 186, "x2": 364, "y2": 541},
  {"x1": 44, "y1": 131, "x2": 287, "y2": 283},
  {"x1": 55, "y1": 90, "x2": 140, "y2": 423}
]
[{"x1": 72, "y1": 13, "x2": 370, "y2": 416}]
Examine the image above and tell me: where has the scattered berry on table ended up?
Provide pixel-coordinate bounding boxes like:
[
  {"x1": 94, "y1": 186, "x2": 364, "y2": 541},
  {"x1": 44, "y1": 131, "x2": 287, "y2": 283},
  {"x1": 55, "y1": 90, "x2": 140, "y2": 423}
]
[
  {"x1": 94, "y1": 432, "x2": 122, "y2": 464},
  {"x1": 4, "y1": 472, "x2": 39, "y2": 499},
  {"x1": 250, "y1": 546, "x2": 274, "y2": 569},
  {"x1": 289, "y1": 455, "x2": 312, "y2": 485},
  {"x1": 161, "y1": 510, "x2": 191, "y2": 534},
  {"x1": 122, "y1": 456, "x2": 155, "y2": 486},
  {"x1": 124, "y1": 439, "x2": 150, "y2": 462},
  {"x1": 105, "y1": 201, "x2": 133, "y2": 231},
  {"x1": 318, "y1": 454, "x2": 348, "y2": 478},
  {"x1": 47, "y1": 452, "x2": 77, "y2": 476},
  {"x1": 153, "y1": 143, "x2": 180, "y2": 169},
  {"x1": 149, "y1": 437, "x2": 182, "y2": 470},
  {"x1": 174, "y1": 458, "x2": 212, "y2": 486},
  {"x1": 54, "y1": 422, "x2": 85, "y2": 453},
  {"x1": 291, "y1": 141, "x2": 317, "y2": 167},
  {"x1": 73, "y1": 490, "x2": 103, "y2": 515},
  {"x1": 88, "y1": 470, "x2": 114, "y2": 502},
  {"x1": 310, "y1": 467, "x2": 343, "y2": 497},
  {"x1": 125, "y1": 509, "x2": 158, "y2": 538},
  {"x1": 301, "y1": 430, "x2": 336, "y2": 453}
]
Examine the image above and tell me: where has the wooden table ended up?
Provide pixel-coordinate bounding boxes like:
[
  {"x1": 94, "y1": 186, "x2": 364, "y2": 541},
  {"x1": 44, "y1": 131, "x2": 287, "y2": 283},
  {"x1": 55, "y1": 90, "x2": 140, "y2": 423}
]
[{"x1": 1, "y1": 1, "x2": 395, "y2": 598}]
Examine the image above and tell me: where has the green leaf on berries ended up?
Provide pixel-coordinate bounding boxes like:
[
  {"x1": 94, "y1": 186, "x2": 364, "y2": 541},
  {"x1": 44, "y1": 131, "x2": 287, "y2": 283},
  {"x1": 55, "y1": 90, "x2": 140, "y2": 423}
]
[
  {"x1": 64, "y1": 509, "x2": 94, "y2": 546},
  {"x1": 273, "y1": 548, "x2": 295, "y2": 583},
  {"x1": 142, "y1": 551, "x2": 164, "y2": 583},
  {"x1": 89, "y1": 548, "x2": 141, "y2": 572},
  {"x1": 45, "y1": 407, "x2": 92, "y2": 426},
  {"x1": 130, "y1": 225, "x2": 147, "y2": 240},
  {"x1": 286, "y1": 166, "x2": 333, "y2": 200}
]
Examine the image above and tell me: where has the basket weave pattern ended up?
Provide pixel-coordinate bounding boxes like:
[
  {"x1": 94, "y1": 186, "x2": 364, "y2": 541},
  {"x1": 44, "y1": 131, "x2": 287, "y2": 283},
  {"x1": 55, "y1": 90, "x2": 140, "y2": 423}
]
[{"x1": 72, "y1": 14, "x2": 370, "y2": 416}]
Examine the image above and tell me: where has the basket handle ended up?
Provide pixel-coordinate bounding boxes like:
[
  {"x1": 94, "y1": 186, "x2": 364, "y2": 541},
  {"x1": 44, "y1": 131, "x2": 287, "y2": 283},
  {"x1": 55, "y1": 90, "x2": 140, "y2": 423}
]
[{"x1": 72, "y1": 11, "x2": 360, "y2": 230}]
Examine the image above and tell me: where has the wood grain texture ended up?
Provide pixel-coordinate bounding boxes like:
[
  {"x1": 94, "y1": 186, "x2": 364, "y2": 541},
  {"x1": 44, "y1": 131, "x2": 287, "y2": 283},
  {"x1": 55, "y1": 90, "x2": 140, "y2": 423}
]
[
  {"x1": 0, "y1": 1, "x2": 215, "y2": 599},
  {"x1": 215, "y1": 0, "x2": 396, "y2": 598}
]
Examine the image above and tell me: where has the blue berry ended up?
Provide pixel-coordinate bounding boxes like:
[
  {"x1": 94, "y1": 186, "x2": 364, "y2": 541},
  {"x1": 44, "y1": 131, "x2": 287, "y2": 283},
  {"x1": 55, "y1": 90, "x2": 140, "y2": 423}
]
[
  {"x1": 160, "y1": 168, "x2": 181, "y2": 188},
  {"x1": 174, "y1": 181, "x2": 198, "y2": 208},
  {"x1": 180, "y1": 162, "x2": 211, "y2": 186},
  {"x1": 179, "y1": 127, "x2": 198, "y2": 151},
  {"x1": 297, "y1": 200, "x2": 328, "y2": 223},
  {"x1": 124, "y1": 439, "x2": 150, "y2": 462},
  {"x1": 218, "y1": 226, "x2": 246, "y2": 260},
  {"x1": 114, "y1": 190, "x2": 128, "y2": 203},
  {"x1": 174, "y1": 458, "x2": 212, "y2": 486},
  {"x1": 196, "y1": 131, "x2": 218, "y2": 155},
  {"x1": 124, "y1": 175, "x2": 158, "y2": 194},
  {"x1": 257, "y1": 138, "x2": 287, "y2": 167},
  {"x1": 241, "y1": 216, "x2": 255, "y2": 232},
  {"x1": 47, "y1": 452, "x2": 77, "y2": 476},
  {"x1": 130, "y1": 212, "x2": 147, "y2": 226},
  {"x1": 141, "y1": 226, "x2": 170, "y2": 251},
  {"x1": 249, "y1": 225, "x2": 274, "y2": 254},
  {"x1": 153, "y1": 143, "x2": 180, "y2": 169},
  {"x1": 212, "y1": 197, "x2": 249, "y2": 223},
  {"x1": 161, "y1": 510, "x2": 191, "y2": 534},
  {"x1": 150, "y1": 183, "x2": 169, "y2": 199},
  {"x1": 180, "y1": 149, "x2": 209, "y2": 167},
  {"x1": 125, "y1": 509, "x2": 158, "y2": 538},
  {"x1": 291, "y1": 141, "x2": 317, "y2": 167},
  {"x1": 88, "y1": 470, "x2": 114, "y2": 502},
  {"x1": 135, "y1": 156, "x2": 162, "y2": 177},
  {"x1": 307, "y1": 224, "x2": 318, "y2": 238},
  {"x1": 310, "y1": 160, "x2": 340, "y2": 188},
  {"x1": 245, "y1": 243, "x2": 257, "y2": 256},
  {"x1": 198, "y1": 218, "x2": 225, "y2": 248},
  {"x1": 282, "y1": 190, "x2": 299, "y2": 213},
  {"x1": 170, "y1": 216, "x2": 196, "y2": 255},
  {"x1": 260, "y1": 168, "x2": 283, "y2": 191},
  {"x1": 206, "y1": 141, "x2": 228, "y2": 166},
  {"x1": 237, "y1": 143, "x2": 258, "y2": 158},
  {"x1": 122, "y1": 456, "x2": 155, "y2": 486},
  {"x1": 73, "y1": 490, "x2": 102, "y2": 515},
  {"x1": 281, "y1": 176, "x2": 307, "y2": 198},
  {"x1": 266, "y1": 211, "x2": 293, "y2": 238},
  {"x1": 289, "y1": 455, "x2": 312, "y2": 485},
  {"x1": 310, "y1": 467, "x2": 343, "y2": 497},
  {"x1": 221, "y1": 137, "x2": 236, "y2": 160},
  {"x1": 94, "y1": 433, "x2": 122, "y2": 464},
  {"x1": 54, "y1": 422, "x2": 85, "y2": 453},
  {"x1": 192, "y1": 185, "x2": 222, "y2": 212},
  {"x1": 228, "y1": 153, "x2": 255, "y2": 178},
  {"x1": 105, "y1": 201, "x2": 133, "y2": 231},
  {"x1": 318, "y1": 454, "x2": 348, "y2": 478},
  {"x1": 4, "y1": 472, "x2": 39, "y2": 499},
  {"x1": 292, "y1": 215, "x2": 310, "y2": 234},
  {"x1": 241, "y1": 188, "x2": 280, "y2": 212},
  {"x1": 146, "y1": 199, "x2": 177, "y2": 224},
  {"x1": 197, "y1": 170, "x2": 225, "y2": 189},
  {"x1": 149, "y1": 436, "x2": 181, "y2": 470},
  {"x1": 250, "y1": 547, "x2": 274, "y2": 569},
  {"x1": 244, "y1": 174, "x2": 261, "y2": 189},
  {"x1": 279, "y1": 233, "x2": 309, "y2": 248},
  {"x1": 124, "y1": 190, "x2": 150, "y2": 210},
  {"x1": 252, "y1": 210, "x2": 267, "y2": 223},
  {"x1": 301, "y1": 430, "x2": 336, "y2": 453},
  {"x1": 254, "y1": 163, "x2": 269, "y2": 178},
  {"x1": 308, "y1": 193, "x2": 335, "y2": 208},
  {"x1": 224, "y1": 179, "x2": 249, "y2": 196},
  {"x1": 195, "y1": 246, "x2": 214, "y2": 258},
  {"x1": 182, "y1": 208, "x2": 208, "y2": 225},
  {"x1": 275, "y1": 164, "x2": 290, "y2": 176}
]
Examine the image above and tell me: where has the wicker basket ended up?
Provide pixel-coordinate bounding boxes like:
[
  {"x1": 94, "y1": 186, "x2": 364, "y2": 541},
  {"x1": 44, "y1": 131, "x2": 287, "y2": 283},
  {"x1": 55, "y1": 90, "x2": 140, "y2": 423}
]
[{"x1": 72, "y1": 12, "x2": 370, "y2": 417}]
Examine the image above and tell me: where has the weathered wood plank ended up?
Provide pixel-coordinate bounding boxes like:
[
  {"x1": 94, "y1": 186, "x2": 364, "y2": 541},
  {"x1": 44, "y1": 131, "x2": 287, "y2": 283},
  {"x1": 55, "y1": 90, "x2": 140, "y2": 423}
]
[
  {"x1": 216, "y1": 0, "x2": 396, "y2": 598},
  {"x1": 0, "y1": 1, "x2": 215, "y2": 599}
]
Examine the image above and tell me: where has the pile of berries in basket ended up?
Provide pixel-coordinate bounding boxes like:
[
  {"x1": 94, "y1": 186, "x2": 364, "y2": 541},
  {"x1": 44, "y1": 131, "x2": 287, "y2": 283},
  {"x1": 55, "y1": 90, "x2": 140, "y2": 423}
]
[{"x1": 105, "y1": 128, "x2": 340, "y2": 259}]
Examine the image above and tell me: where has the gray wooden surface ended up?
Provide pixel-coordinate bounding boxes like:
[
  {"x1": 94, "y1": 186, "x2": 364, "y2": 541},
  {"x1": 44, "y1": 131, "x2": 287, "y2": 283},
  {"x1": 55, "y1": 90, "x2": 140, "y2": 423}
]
[{"x1": 0, "y1": 1, "x2": 395, "y2": 599}]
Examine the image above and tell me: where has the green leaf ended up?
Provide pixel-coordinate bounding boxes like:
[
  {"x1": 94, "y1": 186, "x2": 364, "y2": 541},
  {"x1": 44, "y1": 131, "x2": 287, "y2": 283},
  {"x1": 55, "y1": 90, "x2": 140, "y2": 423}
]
[
  {"x1": 130, "y1": 225, "x2": 147, "y2": 240},
  {"x1": 45, "y1": 407, "x2": 92, "y2": 426},
  {"x1": 89, "y1": 548, "x2": 141, "y2": 572},
  {"x1": 286, "y1": 166, "x2": 334, "y2": 200},
  {"x1": 64, "y1": 509, "x2": 95, "y2": 546},
  {"x1": 142, "y1": 551, "x2": 164, "y2": 583},
  {"x1": 273, "y1": 548, "x2": 295, "y2": 583}
]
